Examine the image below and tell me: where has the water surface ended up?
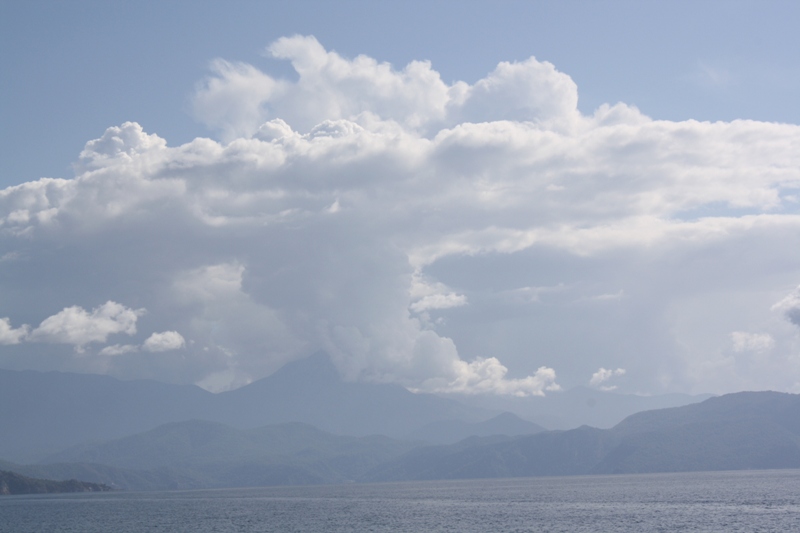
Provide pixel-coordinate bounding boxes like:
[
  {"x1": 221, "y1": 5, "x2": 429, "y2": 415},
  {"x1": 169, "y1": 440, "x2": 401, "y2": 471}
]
[{"x1": 3, "y1": 469, "x2": 799, "y2": 532}]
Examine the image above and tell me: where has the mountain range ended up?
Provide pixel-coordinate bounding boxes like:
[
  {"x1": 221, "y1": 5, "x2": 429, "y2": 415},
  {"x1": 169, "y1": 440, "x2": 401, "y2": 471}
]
[
  {"x1": 0, "y1": 352, "x2": 706, "y2": 462},
  {"x1": 3, "y1": 391, "x2": 798, "y2": 491},
  {"x1": 7, "y1": 352, "x2": 792, "y2": 491},
  {"x1": 0, "y1": 353, "x2": 479, "y2": 462},
  {"x1": 366, "y1": 391, "x2": 800, "y2": 481}
]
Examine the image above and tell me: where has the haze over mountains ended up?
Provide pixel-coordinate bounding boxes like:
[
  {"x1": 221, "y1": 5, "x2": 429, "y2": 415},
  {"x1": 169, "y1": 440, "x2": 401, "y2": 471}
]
[
  {"x1": 5, "y1": 352, "x2": 796, "y2": 491},
  {"x1": 367, "y1": 391, "x2": 800, "y2": 481},
  {"x1": 35, "y1": 420, "x2": 418, "y2": 489},
  {"x1": 0, "y1": 352, "x2": 707, "y2": 463},
  {"x1": 0, "y1": 353, "x2": 474, "y2": 462},
  {"x1": 3, "y1": 390, "x2": 798, "y2": 491}
]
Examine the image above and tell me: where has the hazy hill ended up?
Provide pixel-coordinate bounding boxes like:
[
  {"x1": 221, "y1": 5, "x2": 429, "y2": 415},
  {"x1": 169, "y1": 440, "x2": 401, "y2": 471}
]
[
  {"x1": 442, "y1": 385, "x2": 713, "y2": 430},
  {"x1": 0, "y1": 458, "x2": 202, "y2": 492},
  {"x1": 366, "y1": 391, "x2": 800, "y2": 481},
  {"x1": 0, "y1": 470, "x2": 112, "y2": 495},
  {"x1": 0, "y1": 368, "x2": 215, "y2": 462},
  {"x1": 0, "y1": 352, "x2": 714, "y2": 464},
  {"x1": 5, "y1": 391, "x2": 797, "y2": 489},
  {"x1": 212, "y1": 353, "x2": 487, "y2": 437},
  {"x1": 367, "y1": 426, "x2": 618, "y2": 481},
  {"x1": 2, "y1": 351, "x2": 714, "y2": 464},
  {"x1": 611, "y1": 390, "x2": 800, "y2": 436},
  {"x1": 0, "y1": 353, "x2": 487, "y2": 462},
  {"x1": 595, "y1": 391, "x2": 800, "y2": 474},
  {"x1": 407, "y1": 412, "x2": 546, "y2": 444},
  {"x1": 33, "y1": 420, "x2": 419, "y2": 490}
]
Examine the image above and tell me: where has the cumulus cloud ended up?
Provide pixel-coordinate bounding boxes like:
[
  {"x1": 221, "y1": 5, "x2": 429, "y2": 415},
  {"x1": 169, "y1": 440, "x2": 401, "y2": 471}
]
[
  {"x1": 0, "y1": 318, "x2": 29, "y2": 345},
  {"x1": 28, "y1": 302, "x2": 143, "y2": 349},
  {"x1": 143, "y1": 331, "x2": 186, "y2": 352},
  {"x1": 589, "y1": 368, "x2": 626, "y2": 391},
  {"x1": 0, "y1": 301, "x2": 181, "y2": 358},
  {"x1": 409, "y1": 273, "x2": 467, "y2": 316},
  {"x1": 2, "y1": 36, "x2": 800, "y2": 394},
  {"x1": 419, "y1": 357, "x2": 560, "y2": 397},
  {"x1": 193, "y1": 35, "x2": 578, "y2": 138}
]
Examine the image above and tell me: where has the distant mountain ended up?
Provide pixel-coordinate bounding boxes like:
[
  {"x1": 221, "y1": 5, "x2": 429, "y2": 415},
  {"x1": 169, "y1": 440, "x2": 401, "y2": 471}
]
[
  {"x1": 0, "y1": 368, "x2": 215, "y2": 462},
  {"x1": 212, "y1": 353, "x2": 488, "y2": 437},
  {"x1": 6, "y1": 391, "x2": 798, "y2": 489},
  {"x1": 0, "y1": 459, "x2": 200, "y2": 492},
  {"x1": 441, "y1": 386, "x2": 713, "y2": 430},
  {"x1": 366, "y1": 391, "x2": 800, "y2": 482},
  {"x1": 407, "y1": 412, "x2": 546, "y2": 444},
  {"x1": 31, "y1": 420, "x2": 418, "y2": 490},
  {"x1": 595, "y1": 391, "x2": 800, "y2": 474},
  {"x1": 0, "y1": 470, "x2": 112, "y2": 495},
  {"x1": 0, "y1": 353, "x2": 488, "y2": 462}
]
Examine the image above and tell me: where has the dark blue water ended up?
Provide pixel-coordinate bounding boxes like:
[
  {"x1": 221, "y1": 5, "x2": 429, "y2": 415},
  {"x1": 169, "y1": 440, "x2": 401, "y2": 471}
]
[{"x1": 3, "y1": 470, "x2": 800, "y2": 532}]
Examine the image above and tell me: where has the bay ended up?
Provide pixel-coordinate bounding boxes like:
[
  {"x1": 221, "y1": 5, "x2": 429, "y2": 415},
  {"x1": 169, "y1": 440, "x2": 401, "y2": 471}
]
[{"x1": 2, "y1": 469, "x2": 800, "y2": 532}]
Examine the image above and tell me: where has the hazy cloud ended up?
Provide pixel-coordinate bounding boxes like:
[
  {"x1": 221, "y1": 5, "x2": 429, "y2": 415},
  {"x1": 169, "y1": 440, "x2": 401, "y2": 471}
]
[
  {"x1": 731, "y1": 332, "x2": 775, "y2": 353},
  {"x1": 99, "y1": 344, "x2": 139, "y2": 356},
  {"x1": 590, "y1": 368, "x2": 626, "y2": 391},
  {"x1": 772, "y1": 286, "x2": 800, "y2": 327}
]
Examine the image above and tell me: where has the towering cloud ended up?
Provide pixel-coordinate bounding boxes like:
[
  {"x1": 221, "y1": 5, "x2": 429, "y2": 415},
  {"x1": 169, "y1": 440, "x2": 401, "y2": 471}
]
[{"x1": 2, "y1": 36, "x2": 799, "y2": 394}]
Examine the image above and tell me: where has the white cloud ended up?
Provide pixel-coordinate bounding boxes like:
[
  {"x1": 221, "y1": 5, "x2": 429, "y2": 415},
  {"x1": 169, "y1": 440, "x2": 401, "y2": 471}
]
[
  {"x1": 772, "y1": 286, "x2": 800, "y2": 327},
  {"x1": 731, "y1": 332, "x2": 775, "y2": 353},
  {"x1": 143, "y1": 331, "x2": 186, "y2": 352},
  {"x1": 28, "y1": 302, "x2": 143, "y2": 348},
  {"x1": 0, "y1": 318, "x2": 29, "y2": 345},
  {"x1": 99, "y1": 344, "x2": 139, "y2": 356},
  {"x1": 193, "y1": 35, "x2": 578, "y2": 138},
  {"x1": 409, "y1": 292, "x2": 467, "y2": 314},
  {"x1": 192, "y1": 59, "x2": 285, "y2": 143},
  {"x1": 409, "y1": 273, "x2": 467, "y2": 315},
  {"x1": 77, "y1": 121, "x2": 167, "y2": 172},
  {"x1": 2, "y1": 36, "x2": 800, "y2": 394},
  {"x1": 419, "y1": 357, "x2": 561, "y2": 397},
  {"x1": 589, "y1": 368, "x2": 626, "y2": 391}
]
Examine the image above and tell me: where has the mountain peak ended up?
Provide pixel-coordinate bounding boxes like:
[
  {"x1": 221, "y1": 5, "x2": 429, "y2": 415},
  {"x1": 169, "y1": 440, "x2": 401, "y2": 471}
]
[{"x1": 269, "y1": 352, "x2": 342, "y2": 382}]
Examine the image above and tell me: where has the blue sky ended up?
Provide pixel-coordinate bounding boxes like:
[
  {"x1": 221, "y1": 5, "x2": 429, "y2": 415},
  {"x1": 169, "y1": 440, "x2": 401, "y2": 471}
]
[
  {"x1": 1, "y1": 1, "x2": 800, "y2": 396},
  {"x1": 3, "y1": 1, "x2": 799, "y2": 186}
]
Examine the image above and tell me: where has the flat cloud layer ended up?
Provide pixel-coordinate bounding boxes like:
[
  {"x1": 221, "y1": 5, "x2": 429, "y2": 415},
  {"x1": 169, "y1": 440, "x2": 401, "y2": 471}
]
[{"x1": 2, "y1": 36, "x2": 800, "y2": 394}]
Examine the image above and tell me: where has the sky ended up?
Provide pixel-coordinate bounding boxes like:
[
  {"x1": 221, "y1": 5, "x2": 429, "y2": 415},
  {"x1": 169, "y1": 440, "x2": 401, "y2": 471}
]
[{"x1": 1, "y1": 1, "x2": 800, "y2": 396}]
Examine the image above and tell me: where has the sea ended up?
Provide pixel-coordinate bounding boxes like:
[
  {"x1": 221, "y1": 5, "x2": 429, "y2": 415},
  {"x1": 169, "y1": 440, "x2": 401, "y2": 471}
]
[{"x1": 2, "y1": 469, "x2": 800, "y2": 532}]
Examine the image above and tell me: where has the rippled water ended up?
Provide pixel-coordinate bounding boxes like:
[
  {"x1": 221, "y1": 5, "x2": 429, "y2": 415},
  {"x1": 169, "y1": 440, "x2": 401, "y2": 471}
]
[{"x1": 3, "y1": 470, "x2": 800, "y2": 532}]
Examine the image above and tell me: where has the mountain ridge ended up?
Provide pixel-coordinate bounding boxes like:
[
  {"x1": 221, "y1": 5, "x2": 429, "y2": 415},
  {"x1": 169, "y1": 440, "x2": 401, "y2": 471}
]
[
  {"x1": 3, "y1": 390, "x2": 797, "y2": 490},
  {"x1": 0, "y1": 354, "x2": 488, "y2": 462},
  {"x1": 365, "y1": 391, "x2": 800, "y2": 482},
  {"x1": 0, "y1": 470, "x2": 112, "y2": 495}
]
